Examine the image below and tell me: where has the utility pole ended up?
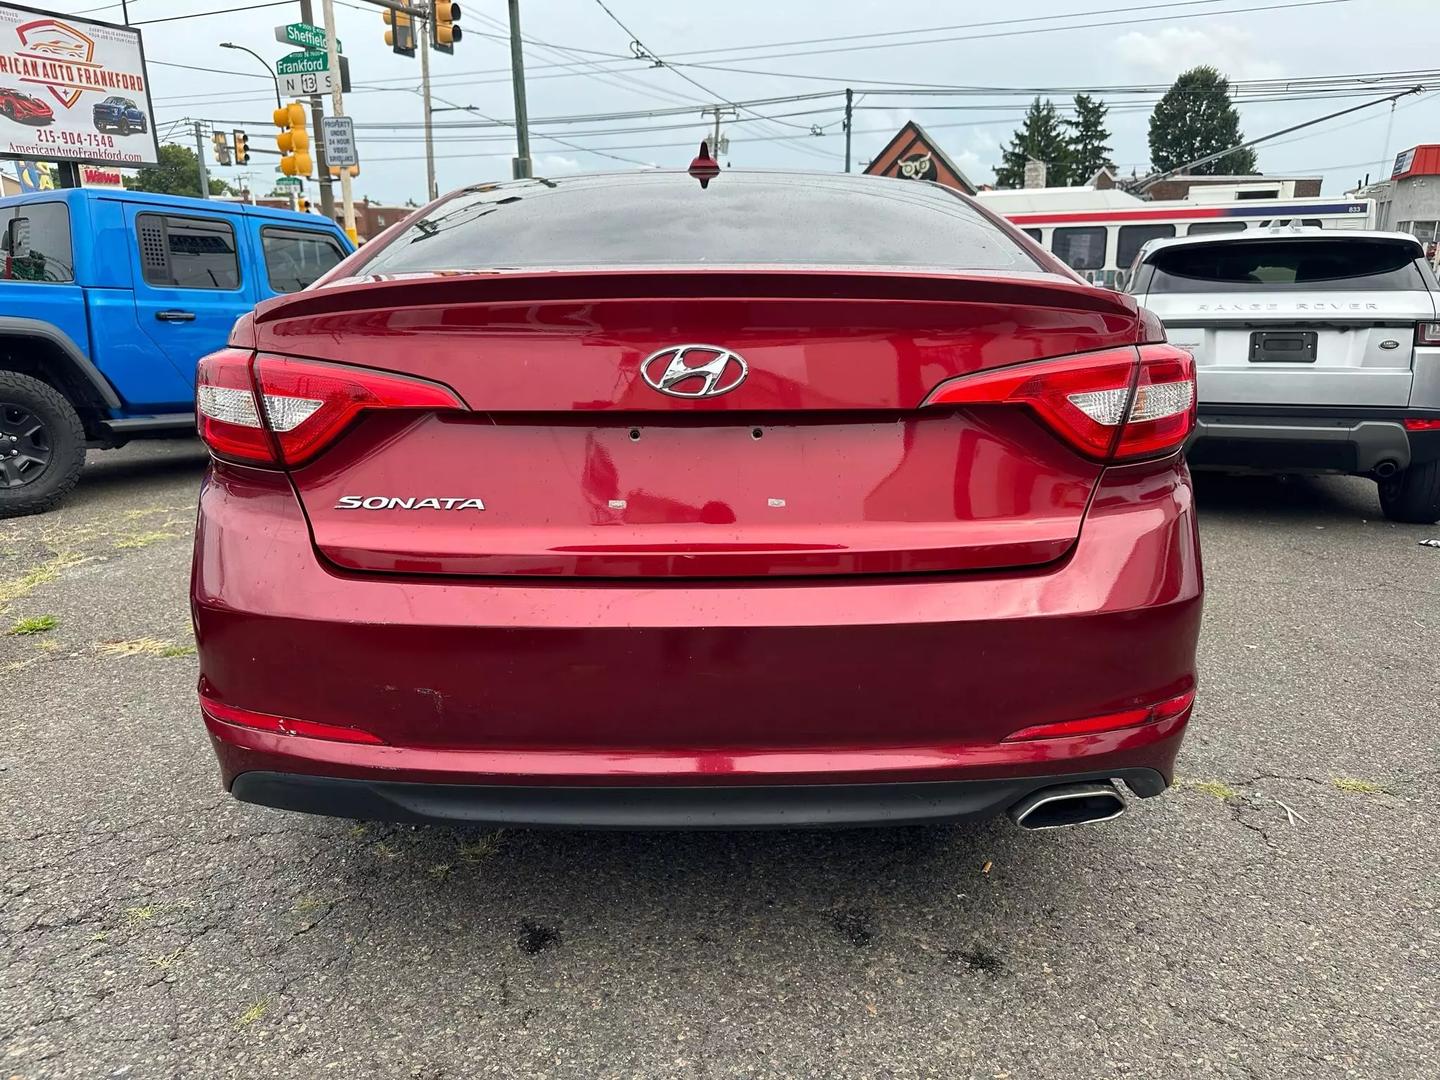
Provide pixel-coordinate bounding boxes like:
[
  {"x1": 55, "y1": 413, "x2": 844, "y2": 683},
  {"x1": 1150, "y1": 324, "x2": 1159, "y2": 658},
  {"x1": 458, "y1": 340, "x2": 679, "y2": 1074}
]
[
  {"x1": 193, "y1": 120, "x2": 210, "y2": 199},
  {"x1": 298, "y1": 0, "x2": 334, "y2": 220},
  {"x1": 843, "y1": 88, "x2": 853, "y2": 173},
  {"x1": 506, "y1": 0, "x2": 532, "y2": 179},
  {"x1": 419, "y1": 12, "x2": 437, "y2": 200},
  {"x1": 321, "y1": 0, "x2": 356, "y2": 241},
  {"x1": 701, "y1": 105, "x2": 737, "y2": 157}
]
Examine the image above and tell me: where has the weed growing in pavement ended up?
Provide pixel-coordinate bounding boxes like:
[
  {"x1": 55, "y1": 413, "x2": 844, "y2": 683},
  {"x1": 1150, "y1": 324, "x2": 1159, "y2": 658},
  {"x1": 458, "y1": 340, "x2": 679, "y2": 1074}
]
[
  {"x1": 237, "y1": 1000, "x2": 269, "y2": 1027},
  {"x1": 1332, "y1": 777, "x2": 1384, "y2": 794},
  {"x1": 8, "y1": 614, "x2": 56, "y2": 635},
  {"x1": 1181, "y1": 779, "x2": 1238, "y2": 801}
]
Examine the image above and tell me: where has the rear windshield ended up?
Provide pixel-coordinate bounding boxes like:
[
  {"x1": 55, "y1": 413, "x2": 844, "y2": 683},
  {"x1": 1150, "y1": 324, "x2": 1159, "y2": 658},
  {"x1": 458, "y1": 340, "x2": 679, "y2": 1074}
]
[
  {"x1": 1146, "y1": 238, "x2": 1425, "y2": 292},
  {"x1": 357, "y1": 173, "x2": 1040, "y2": 275}
]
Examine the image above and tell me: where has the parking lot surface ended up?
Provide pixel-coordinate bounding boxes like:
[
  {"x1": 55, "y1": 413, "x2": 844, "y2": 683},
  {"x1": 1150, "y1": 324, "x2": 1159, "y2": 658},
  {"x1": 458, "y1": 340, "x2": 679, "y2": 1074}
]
[{"x1": 3, "y1": 442, "x2": 1437, "y2": 1079}]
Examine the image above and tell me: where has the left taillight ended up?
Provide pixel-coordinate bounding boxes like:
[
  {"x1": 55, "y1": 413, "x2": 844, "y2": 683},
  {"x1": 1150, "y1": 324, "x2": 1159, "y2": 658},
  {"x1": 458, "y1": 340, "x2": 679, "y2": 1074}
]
[
  {"x1": 196, "y1": 350, "x2": 465, "y2": 467},
  {"x1": 924, "y1": 343, "x2": 1196, "y2": 463}
]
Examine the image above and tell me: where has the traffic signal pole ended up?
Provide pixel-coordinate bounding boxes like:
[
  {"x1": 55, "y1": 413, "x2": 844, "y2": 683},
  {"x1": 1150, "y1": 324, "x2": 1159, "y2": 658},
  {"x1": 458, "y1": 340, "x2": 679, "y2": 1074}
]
[
  {"x1": 298, "y1": 0, "x2": 334, "y2": 220},
  {"x1": 419, "y1": 16, "x2": 437, "y2": 200},
  {"x1": 321, "y1": 0, "x2": 357, "y2": 241}
]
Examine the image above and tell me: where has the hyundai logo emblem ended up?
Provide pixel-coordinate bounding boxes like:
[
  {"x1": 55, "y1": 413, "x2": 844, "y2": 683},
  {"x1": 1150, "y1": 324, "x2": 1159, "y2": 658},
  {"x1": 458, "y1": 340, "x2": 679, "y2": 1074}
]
[{"x1": 640, "y1": 345, "x2": 748, "y2": 398}]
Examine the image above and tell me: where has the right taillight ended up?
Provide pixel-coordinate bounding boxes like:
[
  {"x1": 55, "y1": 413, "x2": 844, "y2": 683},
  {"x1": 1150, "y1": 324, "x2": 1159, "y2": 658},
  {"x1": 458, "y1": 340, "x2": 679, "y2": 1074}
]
[
  {"x1": 924, "y1": 344, "x2": 1196, "y2": 463},
  {"x1": 196, "y1": 349, "x2": 466, "y2": 467},
  {"x1": 1418, "y1": 322, "x2": 1440, "y2": 346}
]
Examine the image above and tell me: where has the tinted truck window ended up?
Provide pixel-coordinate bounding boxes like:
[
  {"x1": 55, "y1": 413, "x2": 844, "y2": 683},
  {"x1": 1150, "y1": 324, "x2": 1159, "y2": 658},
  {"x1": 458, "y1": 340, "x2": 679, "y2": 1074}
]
[
  {"x1": 358, "y1": 174, "x2": 1040, "y2": 274},
  {"x1": 0, "y1": 202, "x2": 73, "y2": 283},
  {"x1": 1147, "y1": 238, "x2": 1425, "y2": 292}
]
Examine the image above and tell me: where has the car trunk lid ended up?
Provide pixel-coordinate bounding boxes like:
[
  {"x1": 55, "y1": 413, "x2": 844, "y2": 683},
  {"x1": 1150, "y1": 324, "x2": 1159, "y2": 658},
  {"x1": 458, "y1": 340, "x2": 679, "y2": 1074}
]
[
  {"x1": 1138, "y1": 234, "x2": 1436, "y2": 408},
  {"x1": 251, "y1": 269, "x2": 1146, "y2": 579}
]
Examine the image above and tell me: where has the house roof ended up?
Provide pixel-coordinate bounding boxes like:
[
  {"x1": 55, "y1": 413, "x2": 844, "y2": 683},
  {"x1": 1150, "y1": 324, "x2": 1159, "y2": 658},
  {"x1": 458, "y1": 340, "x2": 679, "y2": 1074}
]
[{"x1": 862, "y1": 121, "x2": 977, "y2": 195}]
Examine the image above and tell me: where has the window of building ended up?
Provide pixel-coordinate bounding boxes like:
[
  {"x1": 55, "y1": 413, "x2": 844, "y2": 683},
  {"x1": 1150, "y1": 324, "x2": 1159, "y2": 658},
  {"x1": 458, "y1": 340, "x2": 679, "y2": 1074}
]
[
  {"x1": 137, "y1": 214, "x2": 240, "y2": 289},
  {"x1": 261, "y1": 227, "x2": 346, "y2": 292},
  {"x1": 1051, "y1": 226, "x2": 1107, "y2": 270},
  {"x1": 0, "y1": 202, "x2": 74, "y2": 283},
  {"x1": 1117, "y1": 224, "x2": 1176, "y2": 268}
]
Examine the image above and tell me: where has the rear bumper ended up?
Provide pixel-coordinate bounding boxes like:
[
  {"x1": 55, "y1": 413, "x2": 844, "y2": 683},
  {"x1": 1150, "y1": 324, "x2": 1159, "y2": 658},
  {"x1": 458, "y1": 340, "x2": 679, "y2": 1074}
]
[
  {"x1": 1188, "y1": 406, "x2": 1440, "y2": 475},
  {"x1": 229, "y1": 768, "x2": 1169, "y2": 829},
  {"x1": 192, "y1": 456, "x2": 1202, "y2": 819}
]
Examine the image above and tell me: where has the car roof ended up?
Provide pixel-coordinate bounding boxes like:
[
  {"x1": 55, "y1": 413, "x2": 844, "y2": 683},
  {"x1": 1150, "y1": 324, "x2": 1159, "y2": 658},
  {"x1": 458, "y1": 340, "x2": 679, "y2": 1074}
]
[
  {"x1": 0, "y1": 187, "x2": 346, "y2": 232},
  {"x1": 1137, "y1": 226, "x2": 1425, "y2": 262}
]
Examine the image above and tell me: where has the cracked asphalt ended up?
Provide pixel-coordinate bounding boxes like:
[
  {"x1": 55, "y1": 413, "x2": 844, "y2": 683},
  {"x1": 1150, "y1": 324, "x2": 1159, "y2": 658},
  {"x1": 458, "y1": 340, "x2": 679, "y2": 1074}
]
[{"x1": 3, "y1": 442, "x2": 1437, "y2": 1079}]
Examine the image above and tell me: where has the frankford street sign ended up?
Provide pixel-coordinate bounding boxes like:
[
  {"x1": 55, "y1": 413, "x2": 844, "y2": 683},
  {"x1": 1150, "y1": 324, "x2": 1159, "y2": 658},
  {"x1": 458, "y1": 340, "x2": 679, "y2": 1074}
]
[{"x1": 277, "y1": 50, "x2": 334, "y2": 96}]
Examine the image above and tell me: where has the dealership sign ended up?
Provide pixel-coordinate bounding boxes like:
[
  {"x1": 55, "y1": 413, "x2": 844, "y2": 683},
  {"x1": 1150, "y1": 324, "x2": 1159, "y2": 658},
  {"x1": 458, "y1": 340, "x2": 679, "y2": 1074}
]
[{"x1": 0, "y1": 3, "x2": 158, "y2": 167}]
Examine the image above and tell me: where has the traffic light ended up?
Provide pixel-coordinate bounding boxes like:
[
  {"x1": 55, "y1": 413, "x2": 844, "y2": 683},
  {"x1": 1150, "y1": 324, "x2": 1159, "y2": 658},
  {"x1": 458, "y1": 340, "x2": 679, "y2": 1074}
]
[
  {"x1": 211, "y1": 130, "x2": 231, "y2": 167},
  {"x1": 273, "y1": 102, "x2": 311, "y2": 177},
  {"x1": 432, "y1": 1, "x2": 461, "y2": 53},
  {"x1": 383, "y1": 1, "x2": 416, "y2": 57},
  {"x1": 233, "y1": 129, "x2": 249, "y2": 166},
  {"x1": 298, "y1": 197, "x2": 311, "y2": 213},
  {"x1": 328, "y1": 164, "x2": 360, "y2": 178}
]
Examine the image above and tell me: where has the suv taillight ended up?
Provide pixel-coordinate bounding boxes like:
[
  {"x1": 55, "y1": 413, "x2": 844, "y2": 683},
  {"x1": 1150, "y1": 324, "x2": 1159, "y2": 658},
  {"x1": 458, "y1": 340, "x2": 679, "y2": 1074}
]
[
  {"x1": 196, "y1": 349, "x2": 465, "y2": 467},
  {"x1": 1418, "y1": 322, "x2": 1440, "y2": 346},
  {"x1": 923, "y1": 344, "x2": 1196, "y2": 462}
]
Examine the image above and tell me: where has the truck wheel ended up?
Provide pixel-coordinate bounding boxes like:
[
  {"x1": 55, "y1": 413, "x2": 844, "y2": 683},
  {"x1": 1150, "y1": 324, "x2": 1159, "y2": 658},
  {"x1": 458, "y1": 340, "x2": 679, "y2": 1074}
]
[
  {"x1": 1378, "y1": 461, "x2": 1440, "y2": 525},
  {"x1": 0, "y1": 372, "x2": 86, "y2": 518},
  {"x1": 118, "y1": 119, "x2": 129, "y2": 135}
]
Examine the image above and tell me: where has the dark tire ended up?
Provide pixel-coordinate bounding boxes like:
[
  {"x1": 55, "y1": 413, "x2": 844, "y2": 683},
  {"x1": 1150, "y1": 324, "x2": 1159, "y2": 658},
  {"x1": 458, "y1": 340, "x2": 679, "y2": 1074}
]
[
  {"x1": 1378, "y1": 460, "x2": 1440, "y2": 525},
  {"x1": 118, "y1": 118, "x2": 129, "y2": 135},
  {"x1": 0, "y1": 372, "x2": 86, "y2": 518}
]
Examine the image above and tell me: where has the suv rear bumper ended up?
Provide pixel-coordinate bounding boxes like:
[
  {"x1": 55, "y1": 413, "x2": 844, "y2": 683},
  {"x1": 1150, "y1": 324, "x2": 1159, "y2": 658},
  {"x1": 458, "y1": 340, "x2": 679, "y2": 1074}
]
[{"x1": 1188, "y1": 405, "x2": 1440, "y2": 475}]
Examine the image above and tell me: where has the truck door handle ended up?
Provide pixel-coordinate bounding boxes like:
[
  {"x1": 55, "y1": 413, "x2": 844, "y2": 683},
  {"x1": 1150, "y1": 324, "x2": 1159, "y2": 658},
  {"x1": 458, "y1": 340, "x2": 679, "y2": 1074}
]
[{"x1": 155, "y1": 309, "x2": 196, "y2": 322}]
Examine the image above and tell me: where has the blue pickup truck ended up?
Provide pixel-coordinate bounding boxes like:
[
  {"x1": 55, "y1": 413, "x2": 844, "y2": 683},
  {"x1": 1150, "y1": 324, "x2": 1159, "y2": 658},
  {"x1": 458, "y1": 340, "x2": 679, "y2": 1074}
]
[{"x1": 0, "y1": 188, "x2": 352, "y2": 516}]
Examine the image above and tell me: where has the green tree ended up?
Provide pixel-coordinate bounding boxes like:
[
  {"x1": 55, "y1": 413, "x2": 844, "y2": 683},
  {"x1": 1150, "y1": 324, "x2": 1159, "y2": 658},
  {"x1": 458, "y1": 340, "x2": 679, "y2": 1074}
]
[
  {"x1": 1148, "y1": 66, "x2": 1257, "y2": 175},
  {"x1": 1065, "y1": 93, "x2": 1114, "y2": 183},
  {"x1": 995, "y1": 97, "x2": 1073, "y2": 187},
  {"x1": 123, "y1": 143, "x2": 233, "y2": 197}
]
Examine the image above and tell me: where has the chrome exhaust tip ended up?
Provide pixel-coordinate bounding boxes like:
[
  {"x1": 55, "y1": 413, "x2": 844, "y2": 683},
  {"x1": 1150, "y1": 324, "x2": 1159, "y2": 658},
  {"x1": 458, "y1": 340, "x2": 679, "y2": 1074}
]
[{"x1": 1009, "y1": 781, "x2": 1126, "y2": 830}]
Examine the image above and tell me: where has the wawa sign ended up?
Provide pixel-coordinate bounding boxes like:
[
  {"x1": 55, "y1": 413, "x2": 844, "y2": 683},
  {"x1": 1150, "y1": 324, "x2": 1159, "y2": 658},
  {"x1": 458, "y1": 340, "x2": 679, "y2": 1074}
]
[
  {"x1": 0, "y1": 4, "x2": 159, "y2": 167},
  {"x1": 863, "y1": 121, "x2": 977, "y2": 195}
]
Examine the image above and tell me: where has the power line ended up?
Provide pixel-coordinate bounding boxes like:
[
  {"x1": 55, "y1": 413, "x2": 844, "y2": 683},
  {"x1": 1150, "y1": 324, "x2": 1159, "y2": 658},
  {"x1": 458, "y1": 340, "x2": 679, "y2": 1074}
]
[
  {"x1": 133, "y1": 1, "x2": 291, "y2": 26},
  {"x1": 587, "y1": 0, "x2": 834, "y2": 163}
]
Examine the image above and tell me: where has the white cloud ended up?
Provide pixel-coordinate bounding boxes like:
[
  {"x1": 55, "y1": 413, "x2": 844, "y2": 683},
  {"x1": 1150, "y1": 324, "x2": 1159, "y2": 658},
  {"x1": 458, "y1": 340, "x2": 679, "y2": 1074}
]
[
  {"x1": 535, "y1": 154, "x2": 584, "y2": 174},
  {"x1": 1112, "y1": 25, "x2": 1285, "y2": 81}
]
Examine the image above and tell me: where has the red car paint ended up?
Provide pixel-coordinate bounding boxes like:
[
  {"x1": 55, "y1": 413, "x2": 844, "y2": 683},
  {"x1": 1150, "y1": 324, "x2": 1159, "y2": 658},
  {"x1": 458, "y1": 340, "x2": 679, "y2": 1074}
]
[
  {"x1": 0, "y1": 88, "x2": 53, "y2": 124},
  {"x1": 192, "y1": 171, "x2": 1202, "y2": 828}
]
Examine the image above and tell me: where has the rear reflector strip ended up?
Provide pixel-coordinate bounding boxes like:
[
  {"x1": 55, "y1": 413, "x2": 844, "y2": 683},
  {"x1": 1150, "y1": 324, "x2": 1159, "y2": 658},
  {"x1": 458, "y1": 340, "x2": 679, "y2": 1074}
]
[
  {"x1": 201, "y1": 693, "x2": 386, "y2": 745},
  {"x1": 1003, "y1": 689, "x2": 1195, "y2": 742}
]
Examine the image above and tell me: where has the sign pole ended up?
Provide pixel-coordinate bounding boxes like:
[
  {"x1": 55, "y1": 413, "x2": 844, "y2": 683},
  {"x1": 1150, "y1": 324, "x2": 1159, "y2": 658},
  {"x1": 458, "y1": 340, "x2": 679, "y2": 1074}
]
[
  {"x1": 193, "y1": 120, "x2": 210, "y2": 199},
  {"x1": 419, "y1": 12, "x2": 437, "y2": 201},
  {"x1": 298, "y1": 0, "x2": 334, "y2": 221},
  {"x1": 321, "y1": 0, "x2": 355, "y2": 241}
]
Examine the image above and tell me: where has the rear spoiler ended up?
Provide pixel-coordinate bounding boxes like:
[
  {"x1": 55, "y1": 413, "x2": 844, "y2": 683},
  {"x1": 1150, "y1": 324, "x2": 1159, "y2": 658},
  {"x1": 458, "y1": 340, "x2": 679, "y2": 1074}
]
[{"x1": 253, "y1": 268, "x2": 1142, "y2": 325}]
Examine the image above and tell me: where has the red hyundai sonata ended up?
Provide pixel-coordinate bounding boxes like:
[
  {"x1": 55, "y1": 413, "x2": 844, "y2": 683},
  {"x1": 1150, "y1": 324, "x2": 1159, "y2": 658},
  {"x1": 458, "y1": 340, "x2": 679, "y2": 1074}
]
[{"x1": 191, "y1": 169, "x2": 1201, "y2": 830}]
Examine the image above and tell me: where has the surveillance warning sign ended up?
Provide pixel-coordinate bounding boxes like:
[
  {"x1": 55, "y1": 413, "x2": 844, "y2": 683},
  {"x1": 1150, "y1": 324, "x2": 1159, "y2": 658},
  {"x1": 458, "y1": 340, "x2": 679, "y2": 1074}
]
[{"x1": 0, "y1": 3, "x2": 159, "y2": 167}]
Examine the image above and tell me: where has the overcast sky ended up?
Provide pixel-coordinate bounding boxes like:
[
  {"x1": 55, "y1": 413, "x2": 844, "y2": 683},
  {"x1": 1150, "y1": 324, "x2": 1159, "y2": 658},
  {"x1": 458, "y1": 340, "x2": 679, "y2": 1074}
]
[{"x1": 42, "y1": 0, "x2": 1440, "y2": 205}]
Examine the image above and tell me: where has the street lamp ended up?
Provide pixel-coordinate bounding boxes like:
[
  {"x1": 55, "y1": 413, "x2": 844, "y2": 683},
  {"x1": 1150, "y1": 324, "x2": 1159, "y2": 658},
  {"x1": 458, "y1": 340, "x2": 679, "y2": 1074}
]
[{"x1": 219, "y1": 42, "x2": 281, "y2": 111}]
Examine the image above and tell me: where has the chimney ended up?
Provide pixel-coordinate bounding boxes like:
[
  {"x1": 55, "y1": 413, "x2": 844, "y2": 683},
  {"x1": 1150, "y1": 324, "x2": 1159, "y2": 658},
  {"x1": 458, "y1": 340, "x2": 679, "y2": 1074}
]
[{"x1": 1023, "y1": 159, "x2": 1047, "y2": 188}]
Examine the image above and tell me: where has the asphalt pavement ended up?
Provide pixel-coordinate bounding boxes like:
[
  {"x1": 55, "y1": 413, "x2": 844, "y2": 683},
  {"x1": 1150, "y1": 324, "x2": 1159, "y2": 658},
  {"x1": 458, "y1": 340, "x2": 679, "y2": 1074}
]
[{"x1": 2, "y1": 442, "x2": 1437, "y2": 1079}]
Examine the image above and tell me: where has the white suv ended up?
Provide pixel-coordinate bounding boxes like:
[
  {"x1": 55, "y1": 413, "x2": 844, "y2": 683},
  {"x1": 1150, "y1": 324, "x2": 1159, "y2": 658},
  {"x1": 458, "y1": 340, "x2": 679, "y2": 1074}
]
[{"x1": 1127, "y1": 227, "x2": 1440, "y2": 523}]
